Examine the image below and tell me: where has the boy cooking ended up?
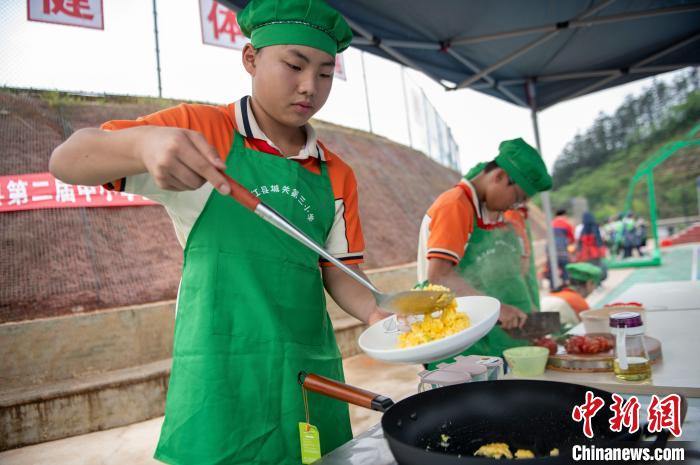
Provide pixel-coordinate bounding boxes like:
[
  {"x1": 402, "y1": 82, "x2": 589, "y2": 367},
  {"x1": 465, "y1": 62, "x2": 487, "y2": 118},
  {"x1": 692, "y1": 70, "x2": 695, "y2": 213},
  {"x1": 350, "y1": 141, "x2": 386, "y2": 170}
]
[{"x1": 49, "y1": 1, "x2": 388, "y2": 463}]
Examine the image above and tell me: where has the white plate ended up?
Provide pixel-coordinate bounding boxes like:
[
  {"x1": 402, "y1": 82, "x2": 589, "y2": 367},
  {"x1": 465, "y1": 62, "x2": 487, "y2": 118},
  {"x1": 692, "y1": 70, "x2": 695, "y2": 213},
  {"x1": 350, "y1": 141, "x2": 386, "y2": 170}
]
[{"x1": 358, "y1": 296, "x2": 500, "y2": 364}]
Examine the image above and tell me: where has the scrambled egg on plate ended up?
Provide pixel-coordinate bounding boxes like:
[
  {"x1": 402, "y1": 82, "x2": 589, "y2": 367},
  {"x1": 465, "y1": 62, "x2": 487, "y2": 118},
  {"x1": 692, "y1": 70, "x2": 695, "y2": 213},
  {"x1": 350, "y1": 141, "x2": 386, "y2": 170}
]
[{"x1": 396, "y1": 284, "x2": 470, "y2": 348}]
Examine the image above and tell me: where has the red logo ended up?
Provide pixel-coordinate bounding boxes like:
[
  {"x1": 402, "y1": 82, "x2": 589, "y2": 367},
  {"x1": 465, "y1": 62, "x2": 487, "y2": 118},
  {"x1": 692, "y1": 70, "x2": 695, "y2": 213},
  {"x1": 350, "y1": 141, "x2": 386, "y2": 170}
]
[
  {"x1": 647, "y1": 394, "x2": 682, "y2": 437},
  {"x1": 573, "y1": 392, "x2": 683, "y2": 438},
  {"x1": 572, "y1": 391, "x2": 605, "y2": 438},
  {"x1": 609, "y1": 393, "x2": 640, "y2": 434}
]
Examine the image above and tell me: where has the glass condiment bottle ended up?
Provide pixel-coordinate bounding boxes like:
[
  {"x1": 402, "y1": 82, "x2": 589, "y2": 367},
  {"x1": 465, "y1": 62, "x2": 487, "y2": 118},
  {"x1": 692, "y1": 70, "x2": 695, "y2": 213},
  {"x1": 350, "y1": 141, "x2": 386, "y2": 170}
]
[{"x1": 610, "y1": 312, "x2": 651, "y2": 381}]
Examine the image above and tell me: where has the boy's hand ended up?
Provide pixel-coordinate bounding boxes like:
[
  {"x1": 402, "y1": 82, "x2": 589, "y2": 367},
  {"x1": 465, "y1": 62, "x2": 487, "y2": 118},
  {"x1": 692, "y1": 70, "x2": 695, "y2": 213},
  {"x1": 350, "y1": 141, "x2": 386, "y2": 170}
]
[
  {"x1": 368, "y1": 307, "x2": 391, "y2": 326},
  {"x1": 139, "y1": 127, "x2": 231, "y2": 195},
  {"x1": 499, "y1": 304, "x2": 527, "y2": 329}
]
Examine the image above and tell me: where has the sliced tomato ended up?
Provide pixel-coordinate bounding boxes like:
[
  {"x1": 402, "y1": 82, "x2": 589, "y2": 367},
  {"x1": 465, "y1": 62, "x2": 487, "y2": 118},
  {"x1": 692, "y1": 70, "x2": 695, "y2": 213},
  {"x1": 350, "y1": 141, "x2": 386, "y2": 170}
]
[{"x1": 533, "y1": 337, "x2": 557, "y2": 355}]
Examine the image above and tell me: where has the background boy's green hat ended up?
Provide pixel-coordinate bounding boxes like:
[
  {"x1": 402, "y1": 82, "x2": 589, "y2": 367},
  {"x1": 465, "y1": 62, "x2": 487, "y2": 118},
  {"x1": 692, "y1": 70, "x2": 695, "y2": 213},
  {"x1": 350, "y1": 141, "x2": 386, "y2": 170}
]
[
  {"x1": 463, "y1": 161, "x2": 487, "y2": 180},
  {"x1": 495, "y1": 138, "x2": 552, "y2": 196},
  {"x1": 237, "y1": 0, "x2": 353, "y2": 57},
  {"x1": 566, "y1": 262, "x2": 603, "y2": 284}
]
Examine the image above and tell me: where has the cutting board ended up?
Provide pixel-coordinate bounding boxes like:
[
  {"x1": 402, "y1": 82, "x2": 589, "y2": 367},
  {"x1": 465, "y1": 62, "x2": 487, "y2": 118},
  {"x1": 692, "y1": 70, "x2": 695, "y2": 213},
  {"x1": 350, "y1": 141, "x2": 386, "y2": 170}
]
[{"x1": 547, "y1": 334, "x2": 662, "y2": 373}]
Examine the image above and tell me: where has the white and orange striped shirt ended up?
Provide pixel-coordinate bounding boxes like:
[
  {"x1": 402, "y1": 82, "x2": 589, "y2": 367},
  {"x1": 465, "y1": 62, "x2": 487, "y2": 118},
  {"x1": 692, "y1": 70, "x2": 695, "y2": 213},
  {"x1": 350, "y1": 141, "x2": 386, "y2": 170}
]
[
  {"x1": 102, "y1": 96, "x2": 364, "y2": 266},
  {"x1": 417, "y1": 179, "x2": 485, "y2": 282}
]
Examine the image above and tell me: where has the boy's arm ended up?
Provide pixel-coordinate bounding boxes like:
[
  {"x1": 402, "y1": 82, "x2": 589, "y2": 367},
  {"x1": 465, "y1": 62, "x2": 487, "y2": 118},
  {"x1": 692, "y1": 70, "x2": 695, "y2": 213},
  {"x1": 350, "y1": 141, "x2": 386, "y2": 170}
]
[
  {"x1": 427, "y1": 256, "x2": 484, "y2": 298},
  {"x1": 428, "y1": 257, "x2": 528, "y2": 330},
  {"x1": 49, "y1": 125, "x2": 231, "y2": 195},
  {"x1": 322, "y1": 265, "x2": 390, "y2": 325}
]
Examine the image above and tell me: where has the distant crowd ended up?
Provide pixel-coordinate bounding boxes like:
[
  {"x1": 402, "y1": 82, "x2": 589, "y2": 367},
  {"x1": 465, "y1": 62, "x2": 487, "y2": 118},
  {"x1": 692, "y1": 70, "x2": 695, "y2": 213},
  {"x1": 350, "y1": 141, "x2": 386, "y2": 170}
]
[{"x1": 545, "y1": 209, "x2": 648, "y2": 289}]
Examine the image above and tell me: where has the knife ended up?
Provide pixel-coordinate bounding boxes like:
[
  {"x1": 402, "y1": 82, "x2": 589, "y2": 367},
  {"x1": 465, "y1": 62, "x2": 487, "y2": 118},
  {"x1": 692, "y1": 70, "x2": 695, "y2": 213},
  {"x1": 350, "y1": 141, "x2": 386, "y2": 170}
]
[{"x1": 501, "y1": 312, "x2": 561, "y2": 340}]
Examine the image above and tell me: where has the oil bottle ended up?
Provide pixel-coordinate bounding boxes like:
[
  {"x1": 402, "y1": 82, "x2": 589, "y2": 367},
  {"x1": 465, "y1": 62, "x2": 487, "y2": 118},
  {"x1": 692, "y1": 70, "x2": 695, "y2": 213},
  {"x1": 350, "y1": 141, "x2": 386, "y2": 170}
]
[{"x1": 610, "y1": 312, "x2": 651, "y2": 381}]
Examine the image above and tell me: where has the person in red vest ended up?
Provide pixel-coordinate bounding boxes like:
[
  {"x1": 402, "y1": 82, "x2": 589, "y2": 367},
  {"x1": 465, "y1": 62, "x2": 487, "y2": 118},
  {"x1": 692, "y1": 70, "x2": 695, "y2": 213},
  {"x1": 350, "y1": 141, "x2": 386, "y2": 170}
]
[
  {"x1": 575, "y1": 211, "x2": 608, "y2": 281},
  {"x1": 546, "y1": 208, "x2": 575, "y2": 288},
  {"x1": 540, "y1": 262, "x2": 603, "y2": 325}
]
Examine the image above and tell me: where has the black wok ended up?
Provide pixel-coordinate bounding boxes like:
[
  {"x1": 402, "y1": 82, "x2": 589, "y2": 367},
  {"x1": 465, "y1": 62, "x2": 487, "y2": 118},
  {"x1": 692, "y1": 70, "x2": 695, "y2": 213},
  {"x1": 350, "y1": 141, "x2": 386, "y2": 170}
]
[{"x1": 300, "y1": 372, "x2": 677, "y2": 464}]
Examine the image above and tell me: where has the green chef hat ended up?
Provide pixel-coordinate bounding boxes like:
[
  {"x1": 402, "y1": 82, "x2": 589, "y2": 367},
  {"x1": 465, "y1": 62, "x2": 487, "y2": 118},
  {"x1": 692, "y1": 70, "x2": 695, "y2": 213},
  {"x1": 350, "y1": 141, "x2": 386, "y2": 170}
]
[
  {"x1": 566, "y1": 262, "x2": 603, "y2": 284},
  {"x1": 463, "y1": 161, "x2": 487, "y2": 180},
  {"x1": 494, "y1": 138, "x2": 552, "y2": 196},
  {"x1": 237, "y1": 0, "x2": 353, "y2": 57}
]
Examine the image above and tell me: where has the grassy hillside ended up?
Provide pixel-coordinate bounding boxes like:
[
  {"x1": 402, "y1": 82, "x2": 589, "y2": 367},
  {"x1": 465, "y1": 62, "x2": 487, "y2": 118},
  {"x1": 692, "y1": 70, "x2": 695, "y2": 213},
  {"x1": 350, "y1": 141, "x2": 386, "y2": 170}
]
[{"x1": 547, "y1": 91, "x2": 700, "y2": 221}]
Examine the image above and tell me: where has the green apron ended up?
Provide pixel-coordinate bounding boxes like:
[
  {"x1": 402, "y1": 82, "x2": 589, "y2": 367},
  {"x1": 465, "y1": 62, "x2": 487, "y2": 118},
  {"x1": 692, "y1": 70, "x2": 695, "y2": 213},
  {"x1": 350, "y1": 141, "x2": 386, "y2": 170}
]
[
  {"x1": 154, "y1": 130, "x2": 352, "y2": 465},
  {"x1": 524, "y1": 215, "x2": 540, "y2": 309},
  {"x1": 428, "y1": 184, "x2": 535, "y2": 367}
]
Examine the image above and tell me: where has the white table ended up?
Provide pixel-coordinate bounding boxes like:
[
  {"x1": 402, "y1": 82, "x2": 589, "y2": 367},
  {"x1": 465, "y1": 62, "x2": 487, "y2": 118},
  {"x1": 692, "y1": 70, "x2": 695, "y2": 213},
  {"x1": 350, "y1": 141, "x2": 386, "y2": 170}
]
[
  {"x1": 612, "y1": 281, "x2": 700, "y2": 311},
  {"x1": 506, "y1": 308, "x2": 700, "y2": 397}
]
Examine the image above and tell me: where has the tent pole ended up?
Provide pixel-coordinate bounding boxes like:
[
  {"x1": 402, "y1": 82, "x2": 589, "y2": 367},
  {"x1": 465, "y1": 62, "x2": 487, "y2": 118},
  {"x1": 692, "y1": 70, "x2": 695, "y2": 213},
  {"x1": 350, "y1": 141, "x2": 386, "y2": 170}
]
[
  {"x1": 400, "y1": 66, "x2": 413, "y2": 147},
  {"x1": 451, "y1": 3, "x2": 699, "y2": 46},
  {"x1": 527, "y1": 80, "x2": 561, "y2": 291},
  {"x1": 697, "y1": 176, "x2": 700, "y2": 217},
  {"x1": 456, "y1": 0, "x2": 616, "y2": 90},
  {"x1": 360, "y1": 51, "x2": 373, "y2": 134},
  {"x1": 492, "y1": 63, "x2": 688, "y2": 88},
  {"x1": 445, "y1": 48, "x2": 527, "y2": 106},
  {"x1": 152, "y1": 0, "x2": 162, "y2": 98}
]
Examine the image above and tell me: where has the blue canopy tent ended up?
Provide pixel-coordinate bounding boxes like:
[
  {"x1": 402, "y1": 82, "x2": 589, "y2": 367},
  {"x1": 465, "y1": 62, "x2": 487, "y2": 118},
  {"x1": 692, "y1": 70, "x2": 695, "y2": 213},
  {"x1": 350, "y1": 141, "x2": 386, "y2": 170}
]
[{"x1": 223, "y1": 0, "x2": 700, "y2": 285}]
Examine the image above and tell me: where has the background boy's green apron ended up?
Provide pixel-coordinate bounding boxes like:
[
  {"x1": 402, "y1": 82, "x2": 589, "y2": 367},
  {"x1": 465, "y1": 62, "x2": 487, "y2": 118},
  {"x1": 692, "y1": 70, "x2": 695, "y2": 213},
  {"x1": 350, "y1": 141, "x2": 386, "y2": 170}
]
[
  {"x1": 428, "y1": 184, "x2": 534, "y2": 368},
  {"x1": 155, "y1": 131, "x2": 352, "y2": 465},
  {"x1": 524, "y1": 213, "x2": 540, "y2": 309}
]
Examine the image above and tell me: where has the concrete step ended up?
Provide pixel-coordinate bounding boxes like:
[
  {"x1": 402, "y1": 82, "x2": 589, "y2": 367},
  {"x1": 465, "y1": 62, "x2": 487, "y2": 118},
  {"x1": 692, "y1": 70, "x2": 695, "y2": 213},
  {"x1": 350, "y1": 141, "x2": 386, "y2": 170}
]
[
  {"x1": 0, "y1": 354, "x2": 424, "y2": 465},
  {"x1": 0, "y1": 302, "x2": 175, "y2": 391},
  {"x1": 0, "y1": 322, "x2": 368, "y2": 451},
  {"x1": 1, "y1": 263, "x2": 418, "y2": 451},
  {"x1": 1, "y1": 360, "x2": 170, "y2": 451},
  {"x1": 0, "y1": 318, "x2": 368, "y2": 452}
]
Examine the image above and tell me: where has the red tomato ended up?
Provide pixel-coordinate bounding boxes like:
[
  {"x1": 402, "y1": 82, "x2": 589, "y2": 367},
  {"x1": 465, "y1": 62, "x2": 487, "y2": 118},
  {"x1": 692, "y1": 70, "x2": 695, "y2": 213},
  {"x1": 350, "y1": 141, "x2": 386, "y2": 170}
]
[
  {"x1": 533, "y1": 337, "x2": 557, "y2": 355},
  {"x1": 565, "y1": 335, "x2": 612, "y2": 354}
]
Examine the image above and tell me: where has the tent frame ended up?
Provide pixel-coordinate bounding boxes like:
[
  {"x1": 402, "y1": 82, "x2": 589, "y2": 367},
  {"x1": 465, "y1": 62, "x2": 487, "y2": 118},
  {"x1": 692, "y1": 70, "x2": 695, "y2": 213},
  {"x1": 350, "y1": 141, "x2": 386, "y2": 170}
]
[
  {"x1": 340, "y1": 1, "x2": 700, "y2": 288},
  {"x1": 345, "y1": 2, "x2": 700, "y2": 109}
]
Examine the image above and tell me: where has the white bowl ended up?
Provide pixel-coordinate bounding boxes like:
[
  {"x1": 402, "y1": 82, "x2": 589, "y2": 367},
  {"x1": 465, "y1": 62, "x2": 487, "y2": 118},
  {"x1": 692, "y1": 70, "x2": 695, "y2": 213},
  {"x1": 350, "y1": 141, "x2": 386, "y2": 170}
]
[
  {"x1": 580, "y1": 306, "x2": 647, "y2": 334},
  {"x1": 358, "y1": 296, "x2": 500, "y2": 364}
]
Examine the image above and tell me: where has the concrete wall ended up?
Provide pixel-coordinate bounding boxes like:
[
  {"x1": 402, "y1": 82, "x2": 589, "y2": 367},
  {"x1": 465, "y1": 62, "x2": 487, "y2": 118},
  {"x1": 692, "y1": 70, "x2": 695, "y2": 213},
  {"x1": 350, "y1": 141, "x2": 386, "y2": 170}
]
[
  {"x1": 0, "y1": 302, "x2": 175, "y2": 391},
  {"x1": 1, "y1": 361, "x2": 169, "y2": 450},
  {"x1": 0, "y1": 263, "x2": 417, "y2": 450}
]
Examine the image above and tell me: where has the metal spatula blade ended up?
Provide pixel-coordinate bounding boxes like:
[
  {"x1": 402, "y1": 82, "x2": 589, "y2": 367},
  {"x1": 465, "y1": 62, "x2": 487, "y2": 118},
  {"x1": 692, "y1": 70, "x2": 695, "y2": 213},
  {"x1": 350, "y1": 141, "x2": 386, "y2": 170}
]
[
  {"x1": 378, "y1": 289, "x2": 456, "y2": 315},
  {"x1": 503, "y1": 312, "x2": 561, "y2": 339}
]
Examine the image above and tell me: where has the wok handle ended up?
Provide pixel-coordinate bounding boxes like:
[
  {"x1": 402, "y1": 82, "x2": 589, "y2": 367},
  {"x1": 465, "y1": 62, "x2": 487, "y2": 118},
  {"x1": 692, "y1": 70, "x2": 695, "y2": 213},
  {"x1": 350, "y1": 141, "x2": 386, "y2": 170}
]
[{"x1": 299, "y1": 372, "x2": 394, "y2": 412}]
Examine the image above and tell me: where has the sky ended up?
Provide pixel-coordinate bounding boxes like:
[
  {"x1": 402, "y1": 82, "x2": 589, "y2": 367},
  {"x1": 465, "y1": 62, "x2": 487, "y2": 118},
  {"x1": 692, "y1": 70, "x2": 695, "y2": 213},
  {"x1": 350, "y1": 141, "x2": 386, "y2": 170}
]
[
  {"x1": 399, "y1": 67, "x2": 681, "y2": 172},
  {"x1": 0, "y1": 0, "x2": 687, "y2": 173}
]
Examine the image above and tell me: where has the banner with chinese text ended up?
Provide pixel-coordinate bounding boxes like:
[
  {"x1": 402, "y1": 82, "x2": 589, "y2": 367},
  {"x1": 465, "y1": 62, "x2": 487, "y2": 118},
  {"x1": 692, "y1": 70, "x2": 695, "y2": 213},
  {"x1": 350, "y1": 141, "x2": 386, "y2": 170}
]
[
  {"x1": 200, "y1": 0, "x2": 248, "y2": 50},
  {"x1": 28, "y1": 0, "x2": 104, "y2": 30},
  {"x1": 0, "y1": 173, "x2": 156, "y2": 213},
  {"x1": 334, "y1": 54, "x2": 346, "y2": 81}
]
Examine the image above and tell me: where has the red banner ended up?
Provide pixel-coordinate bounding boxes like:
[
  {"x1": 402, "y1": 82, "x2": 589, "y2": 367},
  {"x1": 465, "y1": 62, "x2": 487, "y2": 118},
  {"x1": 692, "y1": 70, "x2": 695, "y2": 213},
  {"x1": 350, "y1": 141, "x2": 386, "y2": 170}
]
[
  {"x1": 335, "y1": 54, "x2": 346, "y2": 81},
  {"x1": 0, "y1": 173, "x2": 156, "y2": 213}
]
